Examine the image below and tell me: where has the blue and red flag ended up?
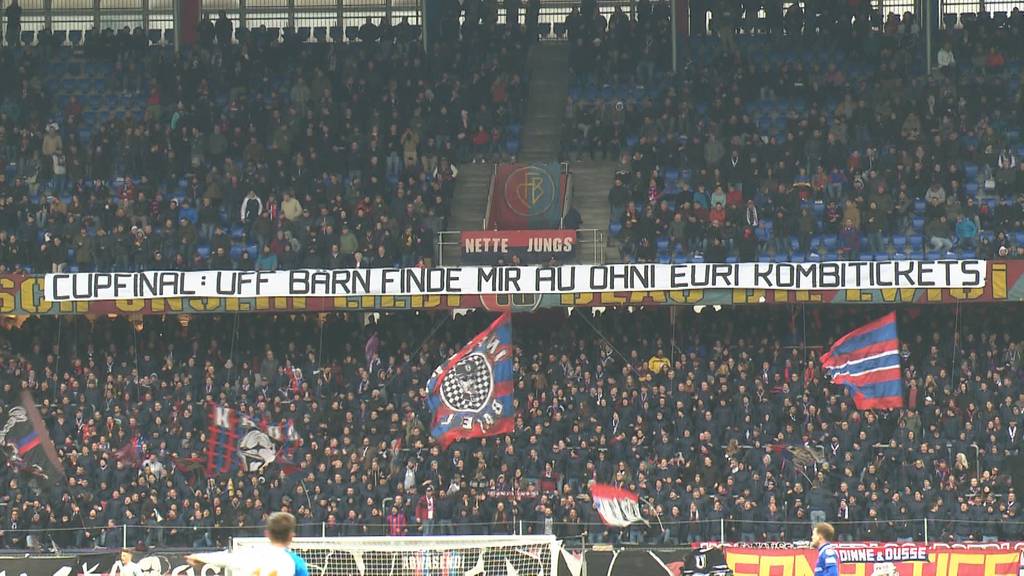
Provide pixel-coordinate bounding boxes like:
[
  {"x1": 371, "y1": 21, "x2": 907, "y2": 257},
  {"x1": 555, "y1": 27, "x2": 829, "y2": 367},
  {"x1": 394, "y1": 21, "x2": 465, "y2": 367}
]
[
  {"x1": 427, "y1": 312, "x2": 515, "y2": 449},
  {"x1": 820, "y1": 312, "x2": 904, "y2": 410},
  {"x1": 205, "y1": 404, "x2": 299, "y2": 475},
  {"x1": 0, "y1": 391, "x2": 66, "y2": 489},
  {"x1": 115, "y1": 435, "x2": 145, "y2": 467}
]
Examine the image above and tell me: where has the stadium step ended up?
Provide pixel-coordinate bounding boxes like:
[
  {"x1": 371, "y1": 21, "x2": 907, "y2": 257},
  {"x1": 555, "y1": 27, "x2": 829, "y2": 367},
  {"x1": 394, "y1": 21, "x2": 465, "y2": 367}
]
[
  {"x1": 442, "y1": 163, "x2": 495, "y2": 265},
  {"x1": 518, "y1": 42, "x2": 570, "y2": 163},
  {"x1": 568, "y1": 159, "x2": 620, "y2": 261}
]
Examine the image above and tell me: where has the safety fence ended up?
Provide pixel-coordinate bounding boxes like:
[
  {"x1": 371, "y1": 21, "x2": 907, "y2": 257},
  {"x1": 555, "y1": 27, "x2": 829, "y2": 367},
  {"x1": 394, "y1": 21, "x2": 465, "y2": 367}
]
[
  {"x1": 6, "y1": 0, "x2": 1024, "y2": 42},
  {"x1": 2, "y1": 518, "x2": 1024, "y2": 552}
]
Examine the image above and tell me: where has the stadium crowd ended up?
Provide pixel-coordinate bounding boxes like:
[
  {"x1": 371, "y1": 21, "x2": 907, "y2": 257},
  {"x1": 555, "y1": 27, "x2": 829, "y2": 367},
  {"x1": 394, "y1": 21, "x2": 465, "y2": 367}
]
[
  {"x1": 566, "y1": 2, "x2": 1024, "y2": 262},
  {"x1": 1, "y1": 305, "x2": 1023, "y2": 549},
  {"x1": 0, "y1": 10, "x2": 528, "y2": 274}
]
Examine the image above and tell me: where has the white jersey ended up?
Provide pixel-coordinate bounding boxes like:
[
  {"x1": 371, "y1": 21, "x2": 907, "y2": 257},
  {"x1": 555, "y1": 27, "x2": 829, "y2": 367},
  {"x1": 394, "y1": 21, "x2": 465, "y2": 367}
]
[{"x1": 190, "y1": 545, "x2": 297, "y2": 576}]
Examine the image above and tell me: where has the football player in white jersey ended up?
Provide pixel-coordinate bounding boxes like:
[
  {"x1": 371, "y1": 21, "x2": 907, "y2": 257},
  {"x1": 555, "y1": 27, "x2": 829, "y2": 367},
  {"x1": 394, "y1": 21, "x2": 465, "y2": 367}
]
[{"x1": 186, "y1": 512, "x2": 300, "y2": 576}]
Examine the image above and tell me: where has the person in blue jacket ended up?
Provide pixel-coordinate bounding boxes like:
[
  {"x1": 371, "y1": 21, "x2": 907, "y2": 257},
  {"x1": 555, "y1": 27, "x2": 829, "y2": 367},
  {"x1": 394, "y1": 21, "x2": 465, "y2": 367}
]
[
  {"x1": 812, "y1": 522, "x2": 839, "y2": 576},
  {"x1": 287, "y1": 548, "x2": 310, "y2": 576}
]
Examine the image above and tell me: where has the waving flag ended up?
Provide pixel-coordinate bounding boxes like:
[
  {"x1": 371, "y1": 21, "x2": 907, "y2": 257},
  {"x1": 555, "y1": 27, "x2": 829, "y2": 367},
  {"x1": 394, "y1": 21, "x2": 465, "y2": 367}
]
[
  {"x1": 115, "y1": 435, "x2": 145, "y2": 467},
  {"x1": 0, "y1": 391, "x2": 65, "y2": 490},
  {"x1": 820, "y1": 312, "x2": 904, "y2": 410},
  {"x1": 590, "y1": 483, "x2": 648, "y2": 527},
  {"x1": 205, "y1": 404, "x2": 299, "y2": 475},
  {"x1": 427, "y1": 312, "x2": 514, "y2": 449}
]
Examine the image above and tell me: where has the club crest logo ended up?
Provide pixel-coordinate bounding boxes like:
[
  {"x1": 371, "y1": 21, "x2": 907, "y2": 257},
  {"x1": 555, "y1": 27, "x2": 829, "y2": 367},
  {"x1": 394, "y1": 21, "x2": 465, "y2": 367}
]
[{"x1": 438, "y1": 352, "x2": 494, "y2": 413}]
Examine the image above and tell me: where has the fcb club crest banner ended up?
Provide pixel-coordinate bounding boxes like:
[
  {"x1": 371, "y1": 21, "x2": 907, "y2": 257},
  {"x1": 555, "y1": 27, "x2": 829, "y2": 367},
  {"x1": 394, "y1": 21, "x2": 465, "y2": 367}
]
[
  {"x1": 722, "y1": 545, "x2": 1023, "y2": 576},
  {"x1": 487, "y1": 162, "x2": 568, "y2": 230},
  {"x1": 205, "y1": 403, "x2": 299, "y2": 475},
  {"x1": 427, "y1": 312, "x2": 515, "y2": 448}
]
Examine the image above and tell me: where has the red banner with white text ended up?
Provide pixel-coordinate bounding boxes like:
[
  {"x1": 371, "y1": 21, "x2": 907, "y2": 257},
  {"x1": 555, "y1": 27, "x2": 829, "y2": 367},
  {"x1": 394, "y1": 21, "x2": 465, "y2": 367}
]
[{"x1": 460, "y1": 230, "x2": 576, "y2": 264}]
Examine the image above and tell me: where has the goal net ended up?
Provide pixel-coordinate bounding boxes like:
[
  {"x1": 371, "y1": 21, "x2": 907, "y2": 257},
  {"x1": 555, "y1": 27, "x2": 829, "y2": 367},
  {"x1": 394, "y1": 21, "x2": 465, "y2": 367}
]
[{"x1": 232, "y1": 535, "x2": 562, "y2": 576}]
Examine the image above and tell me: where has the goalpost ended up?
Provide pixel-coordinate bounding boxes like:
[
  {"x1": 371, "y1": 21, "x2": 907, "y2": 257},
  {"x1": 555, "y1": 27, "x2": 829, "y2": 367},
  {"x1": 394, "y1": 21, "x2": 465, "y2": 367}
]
[{"x1": 232, "y1": 535, "x2": 562, "y2": 576}]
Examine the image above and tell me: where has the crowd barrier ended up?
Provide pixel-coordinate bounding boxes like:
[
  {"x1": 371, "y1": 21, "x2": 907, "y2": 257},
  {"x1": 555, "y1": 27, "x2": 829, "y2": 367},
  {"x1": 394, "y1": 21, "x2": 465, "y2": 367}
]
[{"x1": 3, "y1": 541, "x2": 1024, "y2": 576}]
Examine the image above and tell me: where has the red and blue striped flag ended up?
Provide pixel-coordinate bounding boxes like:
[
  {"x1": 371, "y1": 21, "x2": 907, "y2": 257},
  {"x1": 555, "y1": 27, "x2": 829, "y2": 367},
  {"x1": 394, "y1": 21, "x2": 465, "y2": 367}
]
[
  {"x1": 820, "y1": 312, "x2": 904, "y2": 410},
  {"x1": 427, "y1": 312, "x2": 515, "y2": 449}
]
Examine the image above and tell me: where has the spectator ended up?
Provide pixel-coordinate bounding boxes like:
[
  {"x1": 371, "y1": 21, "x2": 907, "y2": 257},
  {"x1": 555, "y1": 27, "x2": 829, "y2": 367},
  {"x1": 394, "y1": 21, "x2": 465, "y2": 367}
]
[
  {"x1": 5, "y1": 0, "x2": 20, "y2": 46},
  {"x1": 926, "y1": 215, "x2": 955, "y2": 252},
  {"x1": 956, "y1": 215, "x2": 978, "y2": 249},
  {"x1": 839, "y1": 218, "x2": 860, "y2": 259}
]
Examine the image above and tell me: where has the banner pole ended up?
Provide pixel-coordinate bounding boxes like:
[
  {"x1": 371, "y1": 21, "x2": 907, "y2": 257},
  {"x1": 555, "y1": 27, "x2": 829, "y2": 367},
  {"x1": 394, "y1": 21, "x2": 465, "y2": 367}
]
[
  {"x1": 719, "y1": 518, "x2": 725, "y2": 543},
  {"x1": 122, "y1": 524, "x2": 128, "y2": 549},
  {"x1": 924, "y1": 517, "x2": 929, "y2": 544}
]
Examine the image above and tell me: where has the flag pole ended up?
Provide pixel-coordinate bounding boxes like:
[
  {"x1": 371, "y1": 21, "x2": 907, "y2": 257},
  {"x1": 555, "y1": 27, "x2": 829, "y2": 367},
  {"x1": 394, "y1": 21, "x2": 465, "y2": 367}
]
[{"x1": 638, "y1": 496, "x2": 663, "y2": 531}]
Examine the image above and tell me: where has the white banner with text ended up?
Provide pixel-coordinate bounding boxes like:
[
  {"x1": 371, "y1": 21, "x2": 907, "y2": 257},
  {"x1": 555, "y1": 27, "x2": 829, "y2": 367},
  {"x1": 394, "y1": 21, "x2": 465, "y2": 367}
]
[{"x1": 45, "y1": 261, "x2": 988, "y2": 302}]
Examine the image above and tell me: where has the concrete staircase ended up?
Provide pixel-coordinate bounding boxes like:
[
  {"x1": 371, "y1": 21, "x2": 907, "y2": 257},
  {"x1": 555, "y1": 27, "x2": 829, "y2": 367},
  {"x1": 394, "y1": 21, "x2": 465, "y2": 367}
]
[
  {"x1": 568, "y1": 160, "x2": 621, "y2": 262},
  {"x1": 440, "y1": 163, "x2": 493, "y2": 265},
  {"x1": 439, "y1": 42, "x2": 572, "y2": 265},
  {"x1": 518, "y1": 42, "x2": 569, "y2": 163}
]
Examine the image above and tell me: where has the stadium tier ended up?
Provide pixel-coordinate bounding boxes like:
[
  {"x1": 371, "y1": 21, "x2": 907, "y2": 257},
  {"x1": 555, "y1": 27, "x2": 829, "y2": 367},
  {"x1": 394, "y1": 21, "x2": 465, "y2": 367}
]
[
  {"x1": 5, "y1": 0, "x2": 1024, "y2": 572},
  {"x1": 0, "y1": 13, "x2": 528, "y2": 274},
  {"x1": 566, "y1": 4, "x2": 1024, "y2": 264},
  {"x1": 2, "y1": 304, "x2": 1024, "y2": 550}
]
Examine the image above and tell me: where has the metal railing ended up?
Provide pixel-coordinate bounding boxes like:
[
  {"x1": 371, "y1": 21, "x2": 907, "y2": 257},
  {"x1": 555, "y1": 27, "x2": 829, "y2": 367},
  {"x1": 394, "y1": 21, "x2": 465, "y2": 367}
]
[
  {"x1": 7, "y1": 0, "x2": 1024, "y2": 44},
  {"x1": 576, "y1": 227, "x2": 605, "y2": 263},
  {"x1": 0, "y1": 517, "x2": 1020, "y2": 552},
  {"x1": 482, "y1": 162, "x2": 499, "y2": 231}
]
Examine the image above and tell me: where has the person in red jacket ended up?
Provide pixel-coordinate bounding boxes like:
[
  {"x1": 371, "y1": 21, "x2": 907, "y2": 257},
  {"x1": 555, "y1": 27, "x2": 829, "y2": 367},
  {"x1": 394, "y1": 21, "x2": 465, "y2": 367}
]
[{"x1": 415, "y1": 485, "x2": 436, "y2": 536}]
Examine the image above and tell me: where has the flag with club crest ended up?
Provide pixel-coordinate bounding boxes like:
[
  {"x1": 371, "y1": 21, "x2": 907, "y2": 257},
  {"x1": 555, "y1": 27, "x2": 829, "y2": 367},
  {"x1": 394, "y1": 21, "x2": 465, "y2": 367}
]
[{"x1": 427, "y1": 312, "x2": 515, "y2": 449}]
